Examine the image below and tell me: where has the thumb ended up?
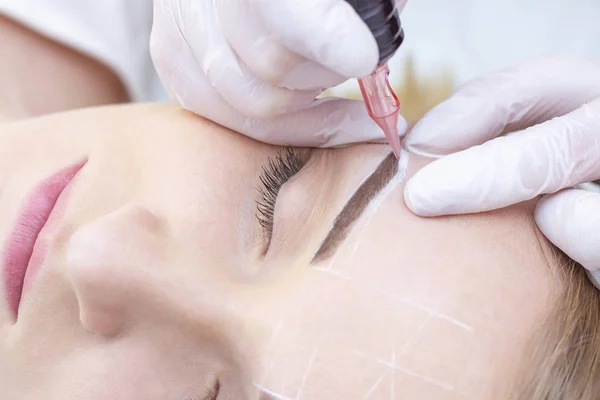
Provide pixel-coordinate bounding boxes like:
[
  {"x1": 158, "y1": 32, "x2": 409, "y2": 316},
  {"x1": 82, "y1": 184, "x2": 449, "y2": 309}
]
[
  {"x1": 244, "y1": 97, "x2": 408, "y2": 147},
  {"x1": 179, "y1": 80, "x2": 407, "y2": 146},
  {"x1": 535, "y1": 188, "x2": 600, "y2": 274}
]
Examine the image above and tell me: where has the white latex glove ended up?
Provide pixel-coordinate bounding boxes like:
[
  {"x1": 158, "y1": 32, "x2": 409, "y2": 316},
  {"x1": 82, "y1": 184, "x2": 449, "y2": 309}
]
[
  {"x1": 403, "y1": 57, "x2": 600, "y2": 283},
  {"x1": 150, "y1": 0, "x2": 408, "y2": 147}
]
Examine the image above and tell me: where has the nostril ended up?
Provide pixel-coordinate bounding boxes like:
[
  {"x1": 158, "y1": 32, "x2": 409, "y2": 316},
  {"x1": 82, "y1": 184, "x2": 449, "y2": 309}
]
[
  {"x1": 66, "y1": 226, "x2": 128, "y2": 336},
  {"x1": 65, "y1": 204, "x2": 166, "y2": 336}
]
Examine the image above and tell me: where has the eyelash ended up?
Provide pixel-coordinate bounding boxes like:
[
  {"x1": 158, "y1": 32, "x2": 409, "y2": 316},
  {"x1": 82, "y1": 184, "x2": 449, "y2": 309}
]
[{"x1": 256, "y1": 147, "x2": 306, "y2": 239}]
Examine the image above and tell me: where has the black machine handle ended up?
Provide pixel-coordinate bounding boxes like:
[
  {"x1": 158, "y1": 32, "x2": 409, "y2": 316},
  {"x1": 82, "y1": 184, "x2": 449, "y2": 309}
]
[{"x1": 345, "y1": 0, "x2": 405, "y2": 64}]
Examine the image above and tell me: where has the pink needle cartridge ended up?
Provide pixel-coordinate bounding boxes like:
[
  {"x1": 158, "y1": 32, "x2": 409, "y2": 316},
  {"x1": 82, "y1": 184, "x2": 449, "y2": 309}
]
[{"x1": 357, "y1": 64, "x2": 401, "y2": 159}]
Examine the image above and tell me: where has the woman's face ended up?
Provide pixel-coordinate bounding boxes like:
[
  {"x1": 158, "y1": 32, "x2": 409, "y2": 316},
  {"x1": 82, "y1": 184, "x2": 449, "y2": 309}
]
[{"x1": 0, "y1": 104, "x2": 555, "y2": 399}]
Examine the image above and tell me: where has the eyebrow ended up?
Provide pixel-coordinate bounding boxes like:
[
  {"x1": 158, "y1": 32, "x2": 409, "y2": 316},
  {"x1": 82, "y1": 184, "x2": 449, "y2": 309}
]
[{"x1": 312, "y1": 152, "x2": 399, "y2": 262}]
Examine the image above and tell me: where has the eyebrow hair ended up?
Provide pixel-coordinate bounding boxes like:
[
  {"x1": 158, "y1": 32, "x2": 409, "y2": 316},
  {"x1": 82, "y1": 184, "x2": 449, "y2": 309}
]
[{"x1": 312, "y1": 152, "x2": 399, "y2": 262}]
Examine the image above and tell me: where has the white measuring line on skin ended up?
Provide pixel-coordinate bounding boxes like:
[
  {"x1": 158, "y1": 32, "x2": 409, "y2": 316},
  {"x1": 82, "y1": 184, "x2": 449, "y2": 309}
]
[
  {"x1": 353, "y1": 350, "x2": 456, "y2": 392},
  {"x1": 256, "y1": 318, "x2": 285, "y2": 384},
  {"x1": 253, "y1": 348, "x2": 319, "y2": 400},
  {"x1": 362, "y1": 373, "x2": 387, "y2": 399},
  {"x1": 253, "y1": 384, "x2": 296, "y2": 400},
  {"x1": 343, "y1": 148, "x2": 410, "y2": 277},
  {"x1": 314, "y1": 149, "x2": 410, "y2": 278},
  {"x1": 391, "y1": 295, "x2": 474, "y2": 332},
  {"x1": 312, "y1": 154, "x2": 377, "y2": 276},
  {"x1": 355, "y1": 148, "x2": 410, "y2": 231}
]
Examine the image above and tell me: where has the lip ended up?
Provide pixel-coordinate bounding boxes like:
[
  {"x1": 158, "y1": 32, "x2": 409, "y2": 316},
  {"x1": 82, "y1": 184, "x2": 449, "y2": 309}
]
[{"x1": 2, "y1": 161, "x2": 86, "y2": 320}]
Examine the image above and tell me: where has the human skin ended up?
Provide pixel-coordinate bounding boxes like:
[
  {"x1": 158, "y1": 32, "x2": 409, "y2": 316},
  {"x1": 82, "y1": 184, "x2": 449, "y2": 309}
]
[
  {"x1": 0, "y1": 15, "x2": 127, "y2": 123},
  {"x1": 0, "y1": 103, "x2": 555, "y2": 399}
]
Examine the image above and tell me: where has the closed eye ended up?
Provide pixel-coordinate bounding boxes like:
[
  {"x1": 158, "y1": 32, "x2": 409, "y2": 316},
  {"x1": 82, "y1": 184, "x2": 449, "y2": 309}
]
[{"x1": 255, "y1": 147, "x2": 308, "y2": 244}]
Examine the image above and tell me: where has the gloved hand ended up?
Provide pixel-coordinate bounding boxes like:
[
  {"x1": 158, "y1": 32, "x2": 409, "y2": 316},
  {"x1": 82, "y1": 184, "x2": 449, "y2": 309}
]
[
  {"x1": 150, "y1": 0, "x2": 408, "y2": 147},
  {"x1": 403, "y1": 57, "x2": 600, "y2": 283}
]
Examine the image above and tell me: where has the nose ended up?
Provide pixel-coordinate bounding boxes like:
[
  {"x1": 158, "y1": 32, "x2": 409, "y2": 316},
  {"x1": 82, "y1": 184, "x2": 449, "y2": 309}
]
[{"x1": 66, "y1": 204, "x2": 166, "y2": 336}]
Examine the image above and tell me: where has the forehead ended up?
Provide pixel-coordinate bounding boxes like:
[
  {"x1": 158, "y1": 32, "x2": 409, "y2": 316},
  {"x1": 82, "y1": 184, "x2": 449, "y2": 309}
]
[{"x1": 257, "y1": 158, "x2": 555, "y2": 399}]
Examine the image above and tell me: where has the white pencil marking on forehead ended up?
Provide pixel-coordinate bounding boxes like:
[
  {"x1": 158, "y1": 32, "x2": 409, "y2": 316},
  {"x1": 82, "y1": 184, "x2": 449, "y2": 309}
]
[
  {"x1": 313, "y1": 149, "x2": 409, "y2": 279},
  {"x1": 252, "y1": 149, "x2": 475, "y2": 398}
]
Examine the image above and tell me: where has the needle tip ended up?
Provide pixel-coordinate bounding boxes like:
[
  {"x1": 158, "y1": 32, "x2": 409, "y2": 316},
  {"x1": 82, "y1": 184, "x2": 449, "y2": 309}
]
[{"x1": 373, "y1": 113, "x2": 401, "y2": 159}]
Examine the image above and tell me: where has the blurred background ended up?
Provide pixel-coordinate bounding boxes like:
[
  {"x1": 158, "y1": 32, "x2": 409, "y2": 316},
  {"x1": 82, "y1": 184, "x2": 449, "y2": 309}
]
[
  {"x1": 325, "y1": 0, "x2": 600, "y2": 127},
  {"x1": 1, "y1": 0, "x2": 599, "y2": 126}
]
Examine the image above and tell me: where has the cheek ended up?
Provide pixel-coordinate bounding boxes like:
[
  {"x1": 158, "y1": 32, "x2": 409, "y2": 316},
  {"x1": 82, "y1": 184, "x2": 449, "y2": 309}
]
[{"x1": 47, "y1": 337, "x2": 214, "y2": 400}]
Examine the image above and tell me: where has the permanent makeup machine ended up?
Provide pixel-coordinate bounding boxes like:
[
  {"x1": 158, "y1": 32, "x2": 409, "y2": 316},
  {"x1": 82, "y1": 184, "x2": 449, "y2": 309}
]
[{"x1": 345, "y1": 0, "x2": 405, "y2": 159}]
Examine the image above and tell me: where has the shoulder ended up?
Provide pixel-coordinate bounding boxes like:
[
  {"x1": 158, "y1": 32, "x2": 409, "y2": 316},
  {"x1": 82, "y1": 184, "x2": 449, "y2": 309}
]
[{"x1": 0, "y1": 0, "x2": 163, "y2": 101}]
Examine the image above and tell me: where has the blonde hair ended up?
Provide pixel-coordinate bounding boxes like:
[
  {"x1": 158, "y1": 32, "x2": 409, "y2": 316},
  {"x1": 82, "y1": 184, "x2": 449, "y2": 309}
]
[{"x1": 516, "y1": 245, "x2": 600, "y2": 399}]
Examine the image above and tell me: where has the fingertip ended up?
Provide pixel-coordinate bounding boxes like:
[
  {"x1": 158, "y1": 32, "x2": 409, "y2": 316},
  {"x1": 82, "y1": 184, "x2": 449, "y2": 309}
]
[
  {"x1": 404, "y1": 98, "x2": 480, "y2": 157},
  {"x1": 306, "y1": 98, "x2": 379, "y2": 146},
  {"x1": 330, "y1": 31, "x2": 379, "y2": 78},
  {"x1": 404, "y1": 85, "x2": 512, "y2": 158},
  {"x1": 403, "y1": 179, "x2": 425, "y2": 216},
  {"x1": 403, "y1": 174, "x2": 445, "y2": 217},
  {"x1": 403, "y1": 149, "x2": 501, "y2": 217},
  {"x1": 269, "y1": 98, "x2": 404, "y2": 147},
  {"x1": 254, "y1": 0, "x2": 379, "y2": 79},
  {"x1": 535, "y1": 190, "x2": 600, "y2": 271},
  {"x1": 397, "y1": 114, "x2": 409, "y2": 138},
  {"x1": 311, "y1": 1, "x2": 379, "y2": 78}
]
